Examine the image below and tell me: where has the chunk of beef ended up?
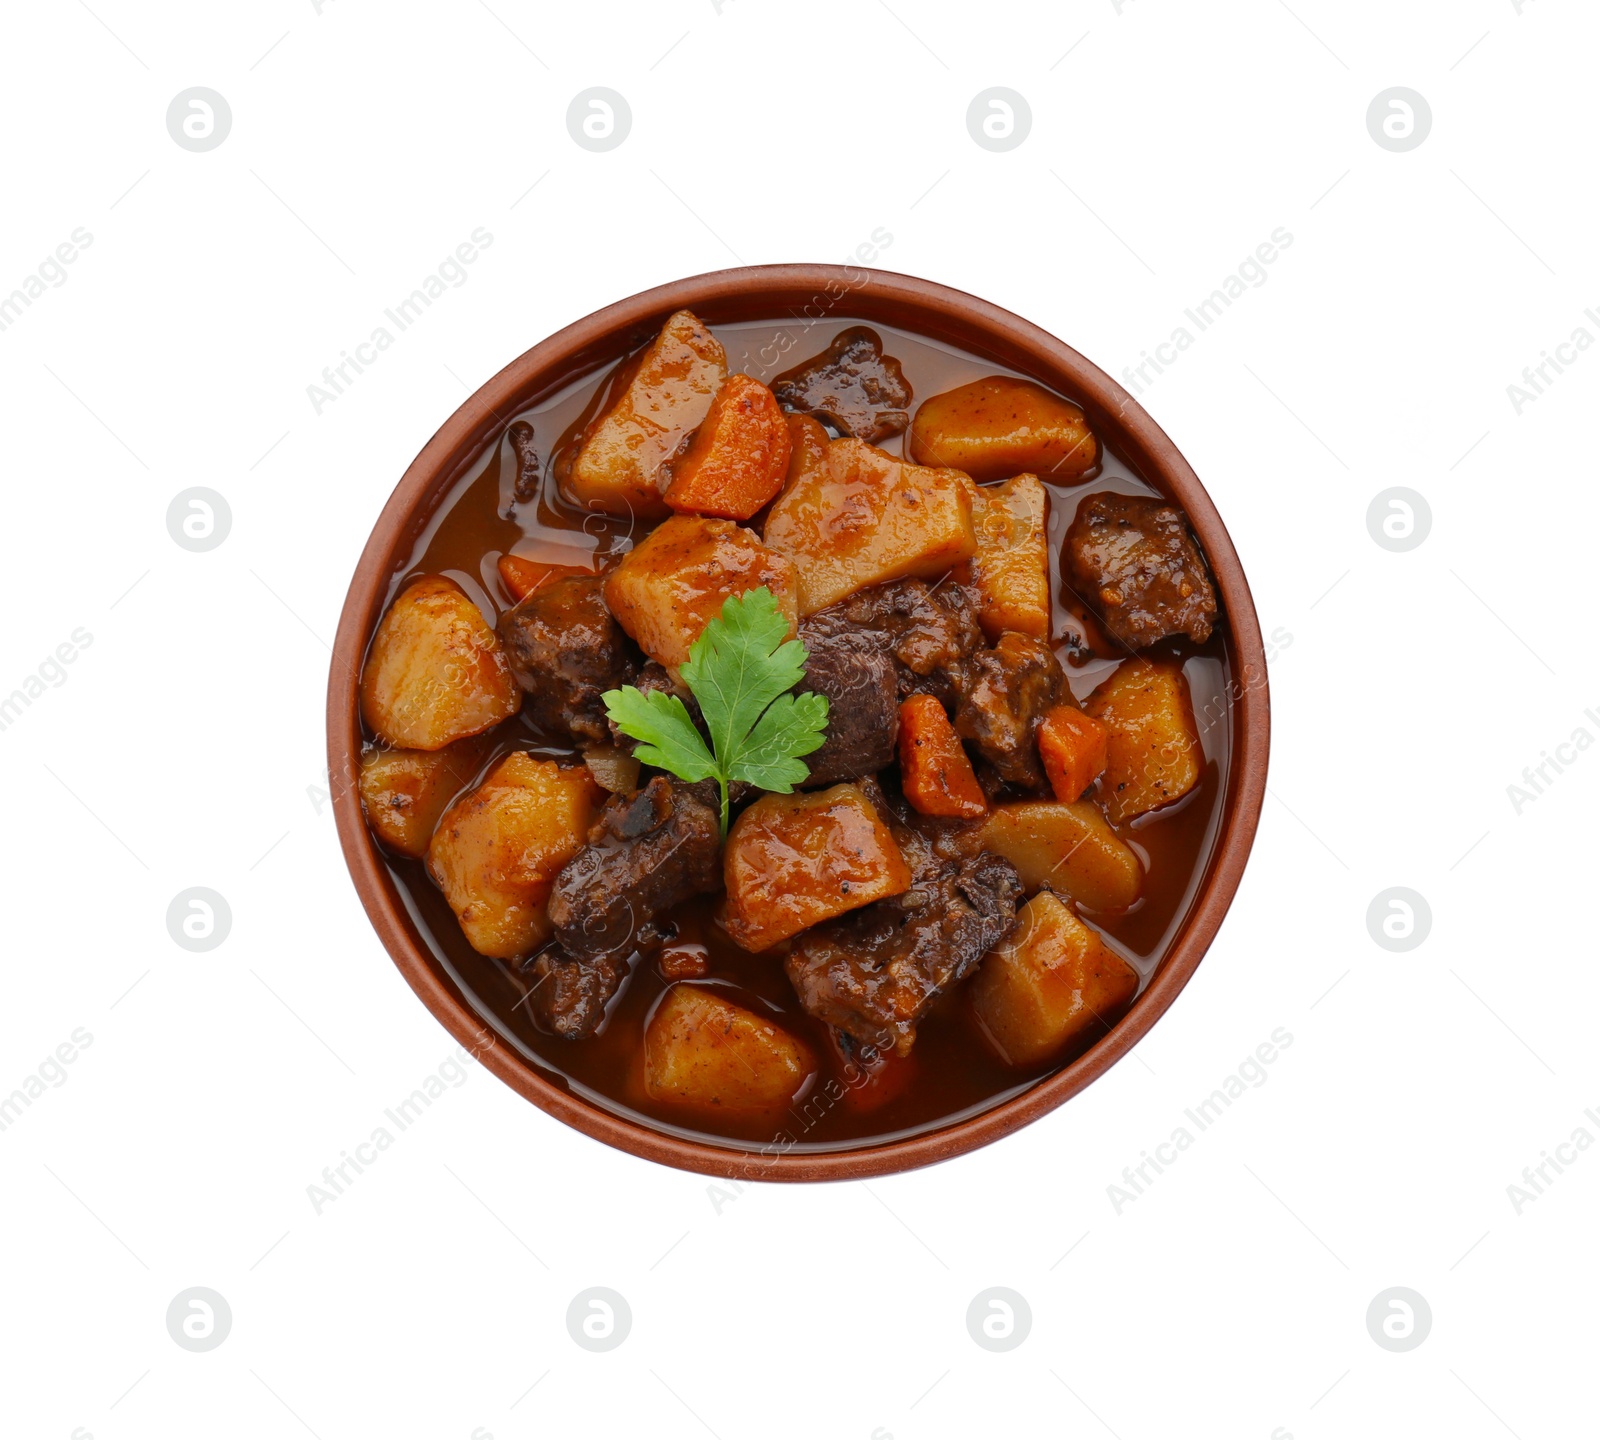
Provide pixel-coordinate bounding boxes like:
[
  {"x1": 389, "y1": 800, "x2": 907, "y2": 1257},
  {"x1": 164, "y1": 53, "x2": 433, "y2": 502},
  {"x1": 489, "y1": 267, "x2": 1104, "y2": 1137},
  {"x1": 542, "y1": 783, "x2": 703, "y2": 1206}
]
[
  {"x1": 497, "y1": 574, "x2": 640, "y2": 746},
  {"x1": 954, "y1": 633, "x2": 1065, "y2": 790},
  {"x1": 522, "y1": 948, "x2": 627, "y2": 1040},
  {"x1": 771, "y1": 326, "x2": 913, "y2": 443},
  {"x1": 786, "y1": 852, "x2": 1024, "y2": 1055},
  {"x1": 796, "y1": 635, "x2": 900, "y2": 787},
  {"x1": 1065, "y1": 492, "x2": 1218, "y2": 649},
  {"x1": 855, "y1": 772, "x2": 979, "y2": 880},
  {"x1": 800, "y1": 579, "x2": 982, "y2": 707},
  {"x1": 549, "y1": 776, "x2": 722, "y2": 964},
  {"x1": 508, "y1": 420, "x2": 541, "y2": 503},
  {"x1": 527, "y1": 777, "x2": 723, "y2": 1040}
]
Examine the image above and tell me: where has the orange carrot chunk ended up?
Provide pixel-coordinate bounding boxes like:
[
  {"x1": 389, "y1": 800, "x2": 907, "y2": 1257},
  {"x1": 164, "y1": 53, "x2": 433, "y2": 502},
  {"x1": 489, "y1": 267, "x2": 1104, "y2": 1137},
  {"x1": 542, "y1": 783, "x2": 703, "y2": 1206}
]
[
  {"x1": 497, "y1": 554, "x2": 591, "y2": 604},
  {"x1": 1037, "y1": 704, "x2": 1109, "y2": 803},
  {"x1": 661, "y1": 373, "x2": 792, "y2": 521},
  {"x1": 898, "y1": 694, "x2": 987, "y2": 819}
]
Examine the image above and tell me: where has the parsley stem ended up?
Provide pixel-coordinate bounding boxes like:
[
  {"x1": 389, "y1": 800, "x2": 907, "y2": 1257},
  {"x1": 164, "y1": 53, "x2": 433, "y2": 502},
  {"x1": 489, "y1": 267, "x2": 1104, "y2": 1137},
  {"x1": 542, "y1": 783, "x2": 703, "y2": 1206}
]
[{"x1": 719, "y1": 777, "x2": 730, "y2": 839}]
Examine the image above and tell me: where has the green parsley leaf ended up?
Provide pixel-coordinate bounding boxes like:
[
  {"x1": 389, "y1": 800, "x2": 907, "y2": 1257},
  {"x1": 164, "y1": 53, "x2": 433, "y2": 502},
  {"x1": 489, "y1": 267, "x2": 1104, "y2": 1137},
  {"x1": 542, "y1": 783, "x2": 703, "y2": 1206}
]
[
  {"x1": 598, "y1": 687, "x2": 717, "y2": 784},
  {"x1": 603, "y1": 587, "x2": 831, "y2": 835}
]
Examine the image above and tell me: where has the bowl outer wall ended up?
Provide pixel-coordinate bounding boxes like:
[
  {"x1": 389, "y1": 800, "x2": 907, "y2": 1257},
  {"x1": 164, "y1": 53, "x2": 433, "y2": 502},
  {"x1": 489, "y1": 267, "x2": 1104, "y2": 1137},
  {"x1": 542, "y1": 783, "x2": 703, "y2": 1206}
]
[{"x1": 327, "y1": 264, "x2": 1271, "y2": 1182}]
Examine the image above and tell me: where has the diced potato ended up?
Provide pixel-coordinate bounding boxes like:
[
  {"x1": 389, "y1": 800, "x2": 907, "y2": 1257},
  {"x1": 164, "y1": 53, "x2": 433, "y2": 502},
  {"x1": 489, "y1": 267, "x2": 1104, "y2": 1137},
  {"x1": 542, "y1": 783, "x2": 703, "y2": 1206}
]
[
  {"x1": 644, "y1": 986, "x2": 816, "y2": 1113},
  {"x1": 898, "y1": 694, "x2": 986, "y2": 819},
  {"x1": 722, "y1": 785, "x2": 912, "y2": 951},
  {"x1": 359, "y1": 734, "x2": 490, "y2": 858},
  {"x1": 959, "y1": 474, "x2": 1051, "y2": 640},
  {"x1": 662, "y1": 374, "x2": 792, "y2": 520},
  {"x1": 562, "y1": 309, "x2": 728, "y2": 520},
  {"x1": 360, "y1": 575, "x2": 520, "y2": 751},
  {"x1": 601, "y1": 514, "x2": 799, "y2": 673},
  {"x1": 1083, "y1": 659, "x2": 1202, "y2": 823},
  {"x1": 426, "y1": 753, "x2": 600, "y2": 959},
  {"x1": 1037, "y1": 704, "x2": 1109, "y2": 803},
  {"x1": 907, "y1": 375, "x2": 1099, "y2": 484},
  {"x1": 970, "y1": 891, "x2": 1138, "y2": 1066},
  {"x1": 763, "y1": 437, "x2": 977, "y2": 615},
  {"x1": 975, "y1": 800, "x2": 1142, "y2": 912}
]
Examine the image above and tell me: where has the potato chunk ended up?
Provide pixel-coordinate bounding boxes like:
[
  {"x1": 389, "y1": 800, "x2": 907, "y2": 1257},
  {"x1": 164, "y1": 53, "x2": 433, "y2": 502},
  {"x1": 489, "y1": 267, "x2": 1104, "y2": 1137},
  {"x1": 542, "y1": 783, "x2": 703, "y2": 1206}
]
[
  {"x1": 601, "y1": 514, "x2": 799, "y2": 674},
  {"x1": 722, "y1": 785, "x2": 911, "y2": 952},
  {"x1": 358, "y1": 734, "x2": 490, "y2": 858},
  {"x1": 561, "y1": 309, "x2": 727, "y2": 520},
  {"x1": 908, "y1": 375, "x2": 1099, "y2": 484},
  {"x1": 645, "y1": 986, "x2": 816, "y2": 1113},
  {"x1": 426, "y1": 754, "x2": 600, "y2": 959},
  {"x1": 959, "y1": 474, "x2": 1050, "y2": 640},
  {"x1": 662, "y1": 374, "x2": 792, "y2": 520},
  {"x1": 974, "y1": 800, "x2": 1141, "y2": 912},
  {"x1": 1083, "y1": 659, "x2": 1202, "y2": 823},
  {"x1": 970, "y1": 891, "x2": 1138, "y2": 1066},
  {"x1": 360, "y1": 576, "x2": 520, "y2": 751},
  {"x1": 763, "y1": 438, "x2": 976, "y2": 615}
]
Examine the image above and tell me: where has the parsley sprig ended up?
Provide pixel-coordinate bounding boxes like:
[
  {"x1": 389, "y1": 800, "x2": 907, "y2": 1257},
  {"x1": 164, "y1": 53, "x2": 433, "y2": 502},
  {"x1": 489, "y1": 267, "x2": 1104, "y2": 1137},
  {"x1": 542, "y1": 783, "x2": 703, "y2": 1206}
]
[{"x1": 602, "y1": 588, "x2": 830, "y2": 836}]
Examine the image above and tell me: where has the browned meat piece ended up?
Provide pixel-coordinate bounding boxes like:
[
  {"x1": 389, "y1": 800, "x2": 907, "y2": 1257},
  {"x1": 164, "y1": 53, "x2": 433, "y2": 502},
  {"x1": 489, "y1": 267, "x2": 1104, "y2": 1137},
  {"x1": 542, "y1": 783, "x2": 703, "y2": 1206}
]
[
  {"x1": 771, "y1": 326, "x2": 913, "y2": 443},
  {"x1": 549, "y1": 777, "x2": 721, "y2": 964},
  {"x1": 508, "y1": 420, "x2": 541, "y2": 503},
  {"x1": 786, "y1": 852, "x2": 1023, "y2": 1055},
  {"x1": 856, "y1": 772, "x2": 979, "y2": 879},
  {"x1": 795, "y1": 635, "x2": 899, "y2": 787},
  {"x1": 800, "y1": 579, "x2": 981, "y2": 707},
  {"x1": 522, "y1": 948, "x2": 627, "y2": 1039},
  {"x1": 954, "y1": 633, "x2": 1065, "y2": 790},
  {"x1": 1065, "y1": 492, "x2": 1218, "y2": 649},
  {"x1": 497, "y1": 574, "x2": 640, "y2": 746}
]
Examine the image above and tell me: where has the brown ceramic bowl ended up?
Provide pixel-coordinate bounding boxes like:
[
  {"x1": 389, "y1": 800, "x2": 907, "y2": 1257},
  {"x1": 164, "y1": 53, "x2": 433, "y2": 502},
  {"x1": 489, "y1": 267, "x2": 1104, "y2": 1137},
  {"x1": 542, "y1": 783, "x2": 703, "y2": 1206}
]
[{"x1": 328, "y1": 264, "x2": 1270, "y2": 1182}]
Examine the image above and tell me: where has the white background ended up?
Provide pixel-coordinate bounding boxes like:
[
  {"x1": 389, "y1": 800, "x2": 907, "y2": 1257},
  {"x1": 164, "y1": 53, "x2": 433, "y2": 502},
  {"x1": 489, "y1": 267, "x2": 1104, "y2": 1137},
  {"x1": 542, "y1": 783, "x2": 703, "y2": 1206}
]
[{"x1": 2, "y1": 0, "x2": 1594, "y2": 1436}]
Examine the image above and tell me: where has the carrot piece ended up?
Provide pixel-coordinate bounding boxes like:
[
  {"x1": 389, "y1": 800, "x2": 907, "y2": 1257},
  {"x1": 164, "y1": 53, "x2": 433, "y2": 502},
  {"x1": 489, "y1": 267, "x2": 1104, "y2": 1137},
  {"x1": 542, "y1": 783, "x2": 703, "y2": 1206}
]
[
  {"x1": 497, "y1": 554, "x2": 591, "y2": 604},
  {"x1": 1037, "y1": 704, "x2": 1109, "y2": 803},
  {"x1": 661, "y1": 373, "x2": 792, "y2": 521},
  {"x1": 897, "y1": 694, "x2": 987, "y2": 819}
]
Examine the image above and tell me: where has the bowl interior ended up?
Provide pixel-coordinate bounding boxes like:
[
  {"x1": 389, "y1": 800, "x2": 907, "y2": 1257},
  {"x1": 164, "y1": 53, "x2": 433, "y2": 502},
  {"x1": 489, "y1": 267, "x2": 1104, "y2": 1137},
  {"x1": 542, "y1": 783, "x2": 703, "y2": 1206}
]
[{"x1": 328, "y1": 265, "x2": 1270, "y2": 1181}]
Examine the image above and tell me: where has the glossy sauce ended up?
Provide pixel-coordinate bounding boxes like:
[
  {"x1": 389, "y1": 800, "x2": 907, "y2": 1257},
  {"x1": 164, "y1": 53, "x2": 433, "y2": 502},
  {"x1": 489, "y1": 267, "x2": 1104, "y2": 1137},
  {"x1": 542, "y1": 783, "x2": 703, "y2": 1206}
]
[{"x1": 377, "y1": 317, "x2": 1233, "y2": 1152}]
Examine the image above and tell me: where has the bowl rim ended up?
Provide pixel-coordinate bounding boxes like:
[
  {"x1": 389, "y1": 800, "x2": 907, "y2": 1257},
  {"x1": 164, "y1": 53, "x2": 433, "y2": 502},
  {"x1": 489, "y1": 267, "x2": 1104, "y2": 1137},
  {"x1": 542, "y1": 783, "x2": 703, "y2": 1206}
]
[{"x1": 327, "y1": 263, "x2": 1271, "y2": 1182}]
